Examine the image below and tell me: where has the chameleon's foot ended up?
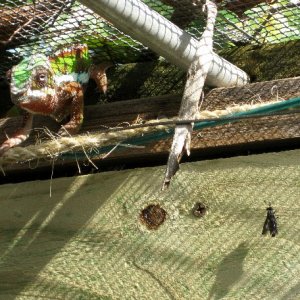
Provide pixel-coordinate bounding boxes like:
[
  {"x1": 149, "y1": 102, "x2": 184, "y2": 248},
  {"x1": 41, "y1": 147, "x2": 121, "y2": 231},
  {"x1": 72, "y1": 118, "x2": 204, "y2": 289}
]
[
  {"x1": 58, "y1": 123, "x2": 81, "y2": 137},
  {"x1": 0, "y1": 143, "x2": 10, "y2": 156},
  {"x1": 0, "y1": 113, "x2": 33, "y2": 156},
  {"x1": 0, "y1": 138, "x2": 22, "y2": 156}
]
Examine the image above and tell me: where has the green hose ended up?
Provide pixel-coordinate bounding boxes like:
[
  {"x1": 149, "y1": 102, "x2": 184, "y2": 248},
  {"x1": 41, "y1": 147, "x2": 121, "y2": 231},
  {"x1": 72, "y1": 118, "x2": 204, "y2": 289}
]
[{"x1": 63, "y1": 96, "x2": 300, "y2": 159}]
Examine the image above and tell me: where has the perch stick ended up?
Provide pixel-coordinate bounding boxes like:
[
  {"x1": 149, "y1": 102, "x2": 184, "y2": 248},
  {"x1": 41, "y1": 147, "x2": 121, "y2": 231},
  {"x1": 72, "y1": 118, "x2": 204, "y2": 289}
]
[{"x1": 163, "y1": 0, "x2": 218, "y2": 189}]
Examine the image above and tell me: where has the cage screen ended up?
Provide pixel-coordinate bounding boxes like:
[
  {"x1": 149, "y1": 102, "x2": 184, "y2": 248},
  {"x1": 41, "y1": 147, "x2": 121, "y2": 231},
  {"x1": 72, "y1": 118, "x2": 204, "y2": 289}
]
[
  {"x1": 0, "y1": 3, "x2": 300, "y2": 297},
  {"x1": 0, "y1": 0, "x2": 300, "y2": 81}
]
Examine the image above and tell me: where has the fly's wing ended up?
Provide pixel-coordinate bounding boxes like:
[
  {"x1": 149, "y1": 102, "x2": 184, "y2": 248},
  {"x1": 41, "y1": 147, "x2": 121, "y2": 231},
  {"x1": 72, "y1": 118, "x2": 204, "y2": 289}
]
[
  {"x1": 262, "y1": 217, "x2": 270, "y2": 235},
  {"x1": 269, "y1": 215, "x2": 278, "y2": 237},
  {"x1": 271, "y1": 228, "x2": 278, "y2": 237}
]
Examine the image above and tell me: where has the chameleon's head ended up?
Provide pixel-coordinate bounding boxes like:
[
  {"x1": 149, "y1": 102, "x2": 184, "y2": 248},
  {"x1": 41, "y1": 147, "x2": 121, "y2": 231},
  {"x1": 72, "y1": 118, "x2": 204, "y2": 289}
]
[{"x1": 10, "y1": 54, "x2": 55, "y2": 105}]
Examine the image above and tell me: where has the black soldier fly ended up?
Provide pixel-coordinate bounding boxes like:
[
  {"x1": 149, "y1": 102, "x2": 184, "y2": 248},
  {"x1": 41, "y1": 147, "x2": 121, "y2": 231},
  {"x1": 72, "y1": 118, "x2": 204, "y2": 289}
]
[{"x1": 262, "y1": 204, "x2": 278, "y2": 237}]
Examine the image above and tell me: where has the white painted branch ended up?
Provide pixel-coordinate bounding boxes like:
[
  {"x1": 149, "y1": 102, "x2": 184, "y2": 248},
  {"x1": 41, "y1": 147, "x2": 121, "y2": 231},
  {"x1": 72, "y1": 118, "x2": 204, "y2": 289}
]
[
  {"x1": 163, "y1": 0, "x2": 218, "y2": 189},
  {"x1": 78, "y1": 0, "x2": 249, "y2": 87}
]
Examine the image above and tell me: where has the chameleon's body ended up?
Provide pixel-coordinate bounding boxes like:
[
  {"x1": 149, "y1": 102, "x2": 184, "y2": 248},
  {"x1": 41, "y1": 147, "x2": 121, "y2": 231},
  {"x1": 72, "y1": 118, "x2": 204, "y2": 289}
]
[{"x1": 0, "y1": 44, "x2": 110, "y2": 154}]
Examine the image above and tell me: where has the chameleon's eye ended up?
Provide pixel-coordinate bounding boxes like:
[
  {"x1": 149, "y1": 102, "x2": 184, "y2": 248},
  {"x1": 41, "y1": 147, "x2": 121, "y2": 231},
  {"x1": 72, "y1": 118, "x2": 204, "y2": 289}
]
[
  {"x1": 39, "y1": 74, "x2": 47, "y2": 82},
  {"x1": 35, "y1": 72, "x2": 48, "y2": 87},
  {"x1": 33, "y1": 66, "x2": 51, "y2": 88}
]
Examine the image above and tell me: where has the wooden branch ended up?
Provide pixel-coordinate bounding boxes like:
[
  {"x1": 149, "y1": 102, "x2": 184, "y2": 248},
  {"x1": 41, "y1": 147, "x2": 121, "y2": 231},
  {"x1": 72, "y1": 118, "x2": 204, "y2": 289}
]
[{"x1": 163, "y1": 0, "x2": 218, "y2": 189}]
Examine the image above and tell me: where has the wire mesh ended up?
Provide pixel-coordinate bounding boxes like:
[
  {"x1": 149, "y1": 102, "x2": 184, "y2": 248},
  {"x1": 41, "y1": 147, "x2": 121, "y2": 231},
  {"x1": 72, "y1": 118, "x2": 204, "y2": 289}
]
[
  {"x1": 0, "y1": 3, "x2": 300, "y2": 297},
  {"x1": 1, "y1": 0, "x2": 300, "y2": 158},
  {"x1": 1, "y1": 0, "x2": 300, "y2": 81},
  {"x1": 0, "y1": 147, "x2": 299, "y2": 299}
]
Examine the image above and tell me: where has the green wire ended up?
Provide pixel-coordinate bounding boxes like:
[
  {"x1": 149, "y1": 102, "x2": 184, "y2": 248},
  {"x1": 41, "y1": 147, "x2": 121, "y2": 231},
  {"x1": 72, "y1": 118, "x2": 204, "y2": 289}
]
[
  {"x1": 62, "y1": 96, "x2": 300, "y2": 159},
  {"x1": 194, "y1": 95, "x2": 300, "y2": 131}
]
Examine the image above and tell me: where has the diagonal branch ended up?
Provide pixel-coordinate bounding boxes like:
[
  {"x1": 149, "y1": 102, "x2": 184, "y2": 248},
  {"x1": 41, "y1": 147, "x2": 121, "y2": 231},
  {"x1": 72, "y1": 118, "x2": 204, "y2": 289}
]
[{"x1": 162, "y1": 0, "x2": 218, "y2": 189}]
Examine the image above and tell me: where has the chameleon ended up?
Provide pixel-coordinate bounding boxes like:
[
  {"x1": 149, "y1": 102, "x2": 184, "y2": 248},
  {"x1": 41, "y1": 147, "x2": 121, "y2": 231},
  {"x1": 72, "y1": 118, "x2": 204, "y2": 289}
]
[{"x1": 0, "y1": 44, "x2": 111, "y2": 155}]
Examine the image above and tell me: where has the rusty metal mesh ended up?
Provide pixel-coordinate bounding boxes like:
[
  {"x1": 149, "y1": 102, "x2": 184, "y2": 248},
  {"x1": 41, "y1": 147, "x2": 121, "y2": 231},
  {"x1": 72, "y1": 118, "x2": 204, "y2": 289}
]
[{"x1": 0, "y1": 0, "x2": 300, "y2": 80}]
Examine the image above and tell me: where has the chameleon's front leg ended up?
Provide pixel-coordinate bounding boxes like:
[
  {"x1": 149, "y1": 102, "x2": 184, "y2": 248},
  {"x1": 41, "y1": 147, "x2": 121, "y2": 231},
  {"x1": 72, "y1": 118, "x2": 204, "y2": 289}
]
[
  {"x1": 0, "y1": 111, "x2": 33, "y2": 155},
  {"x1": 58, "y1": 82, "x2": 84, "y2": 136}
]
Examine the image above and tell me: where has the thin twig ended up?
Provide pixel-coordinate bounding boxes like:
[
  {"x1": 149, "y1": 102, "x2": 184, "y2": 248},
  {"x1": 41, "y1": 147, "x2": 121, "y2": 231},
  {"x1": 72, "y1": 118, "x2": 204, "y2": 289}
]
[
  {"x1": 49, "y1": 158, "x2": 55, "y2": 198},
  {"x1": 4, "y1": 16, "x2": 35, "y2": 45}
]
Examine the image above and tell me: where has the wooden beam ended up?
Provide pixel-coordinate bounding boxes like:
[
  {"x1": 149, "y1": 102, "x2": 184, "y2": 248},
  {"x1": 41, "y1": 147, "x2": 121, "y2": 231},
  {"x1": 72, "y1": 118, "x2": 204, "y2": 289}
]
[
  {"x1": 1, "y1": 77, "x2": 300, "y2": 174},
  {"x1": 0, "y1": 150, "x2": 299, "y2": 298}
]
